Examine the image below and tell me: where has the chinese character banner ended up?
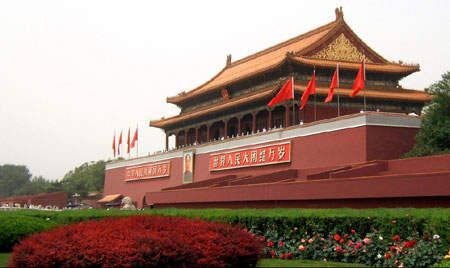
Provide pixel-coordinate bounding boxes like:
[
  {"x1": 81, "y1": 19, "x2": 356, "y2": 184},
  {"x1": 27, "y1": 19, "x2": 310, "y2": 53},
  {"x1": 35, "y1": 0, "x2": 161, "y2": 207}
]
[
  {"x1": 209, "y1": 142, "x2": 291, "y2": 171},
  {"x1": 125, "y1": 161, "x2": 171, "y2": 181}
]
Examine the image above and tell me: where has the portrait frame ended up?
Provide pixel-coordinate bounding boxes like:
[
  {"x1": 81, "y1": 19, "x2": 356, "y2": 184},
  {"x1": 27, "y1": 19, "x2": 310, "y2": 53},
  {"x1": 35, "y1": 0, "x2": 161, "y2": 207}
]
[{"x1": 182, "y1": 150, "x2": 194, "y2": 184}]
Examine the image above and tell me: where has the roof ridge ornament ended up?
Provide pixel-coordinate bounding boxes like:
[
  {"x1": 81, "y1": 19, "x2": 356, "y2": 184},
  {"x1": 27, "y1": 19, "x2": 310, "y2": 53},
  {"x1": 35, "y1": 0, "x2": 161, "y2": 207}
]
[
  {"x1": 335, "y1": 6, "x2": 344, "y2": 21},
  {"x1": 226, "y1": 54, "x2": 232, "y2": 67}
]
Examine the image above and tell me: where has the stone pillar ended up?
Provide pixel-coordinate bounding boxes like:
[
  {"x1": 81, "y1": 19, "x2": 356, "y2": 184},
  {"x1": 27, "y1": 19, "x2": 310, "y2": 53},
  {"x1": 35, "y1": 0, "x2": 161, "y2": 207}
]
[
  {"x1": 252, "y1": 112, "x2": 257, "y2": 133},
  {"x1": 206, "y1": 124, "x2": 211, "y2": 142},
  {"x1": 184, "y1": 129, "x2": 188, "y2": 146},
  {"x1": 268, "y1": 108, "x2": 273, "y2": 129},
  {"x1": 223, "y1": 119, "x2": 228, "y2": 138},
  {"x1": 285, "y1": 103, "x2": 290, "y2": 127},
  {"x1": 175, "y1": 131, "x2": 179, "y2": 148}
]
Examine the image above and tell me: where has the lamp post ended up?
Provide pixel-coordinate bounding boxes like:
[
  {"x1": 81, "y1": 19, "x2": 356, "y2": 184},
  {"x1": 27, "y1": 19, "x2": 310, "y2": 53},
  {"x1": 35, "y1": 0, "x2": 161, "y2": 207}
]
[{"x1": 72, "y1": 193, "x2": 80, "y2": 205}]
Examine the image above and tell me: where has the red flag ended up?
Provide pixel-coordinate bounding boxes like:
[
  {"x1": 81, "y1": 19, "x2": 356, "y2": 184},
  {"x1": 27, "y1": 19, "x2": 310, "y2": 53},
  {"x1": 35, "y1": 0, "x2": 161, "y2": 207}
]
[
  {"x1": 118, "y1": 131, "x2": 122, "y2": 155},
  {"x1": 127, "y1": 128, "x2": 130, "y2": 154},
  {"x1": 268, "y1": 77, "x2": 293, "y2": 107},
  {"x1": 300, "y1": 72, "x2": 316, "y2": 110},
  {"x1": 325, "y1": 65, "x2": 339, "y2": 103},
  {"x1": 350, "y1": 59, "x2": 365, "y2": 98},
  {"x1": 112, "y1": 133, "x2": 116, "y2": 158},
  {"x1": 131, "y1": 126, "x2": 138, "y2": 148}
]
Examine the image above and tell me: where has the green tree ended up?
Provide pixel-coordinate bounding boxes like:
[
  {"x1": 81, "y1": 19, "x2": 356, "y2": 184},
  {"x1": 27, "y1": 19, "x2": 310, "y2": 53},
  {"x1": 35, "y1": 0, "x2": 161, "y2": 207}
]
[
  {"x1": 0, "y1": 164, "x2": 32, "y2": 198},
  {"x1": 404, "y1": 71, "x2": 450, "y2": 157},
  {"x1": 14, "y1": 176, "x2": 53, "y2": 196},
  {"x1": 60, "y1": 160, "x2": 107, "y2": 200}
]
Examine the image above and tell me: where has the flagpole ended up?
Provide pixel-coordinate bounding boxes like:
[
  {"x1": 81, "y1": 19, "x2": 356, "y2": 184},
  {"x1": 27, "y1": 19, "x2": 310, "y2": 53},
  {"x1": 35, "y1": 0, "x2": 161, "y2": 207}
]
[
  {"x1": 136, "y1": 124, "x2": 138, "y2": 158},
  {"x1": 113, "y1": 131, "x2": 116, "y2": 161},
  {"x1": 337, "y1": 62, "x2": 340, "y2": 117},
  {"x1": 363, "y1": 55, "x2": 366, "y2": 112},
  {"x1": 292, "y1": 75, "x2": 295, "y2": 126},
  {"x1": 313, "y1": 67, "x2": 316, "y2": 122}
]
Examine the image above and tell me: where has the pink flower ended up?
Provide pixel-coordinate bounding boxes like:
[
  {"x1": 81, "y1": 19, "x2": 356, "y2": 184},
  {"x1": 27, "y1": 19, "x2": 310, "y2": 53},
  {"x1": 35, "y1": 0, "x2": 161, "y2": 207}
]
[
  {"x1": 271, "y1": 251, "x2": 276, "y2": 259},
  {"x1": 294, "y1": 227, "x2": 298, "y2": 231},
  {"x1": 301, "y1": 239, "x2": 306, "y2": 243},
  {"x1": 339, "y1": 239, "x2": 344, "y2": 243},
  {"x1": 243, "y1": 228, "x2": 248, "y2": 232},
  {"x1": 336, "y1": 246, "x2": 342, "y2": 251},
  {"x1": 434, "y1": 234, "x2": 440, "y2": 240},
  {"x1": 355, "y1": 242, "x2": 363, "y2": 249},
  {"x1": 308, "y1": 238, "x2": 314, "y2": 243},
  {"x1": 334, "y1": 234, "x2": 341, "y2": 241},
  {"x1": 287, "y1": 252, "x2": 292, "y2": 259},
  {"x1": 343, "y1": 234, "x2": 348, "y2": 239},
  {"x1": 259, "y1": 237, "x2": 265, "y2": 242},
  {"x1": 323, "y1": 258, "x2": 327, "y2": 262},
  {"x1": 278, "y1": 241, "x2": 284, "y2": 247},
  {"x1": 351, "y1": 250, "x2": 356, "y2": 254},
  {"x1": 348, "y1": 241, "x2": 354, "y2": 247},
  {"x1": 363, "y1": 238, "x2": 371, "y2": 245},
  {"x1": 399, "y1": 262, "x2": 404, "y2": 268},
  {"x1": 342, "y1": 249, "x2": 347, "y2": 253},
  {"x1": 351, "y1": 229, "x2": 356, "y2": 234},
  {"x1": 281, "y1": 254, "x2": 285, "y2": 259},
  {"x1": 392, "y1": 220, "x2": 397, "y2": 224},
  {"x1": 250, "y1": 233, "x2": 255, "y2": 238},
  {"x1": 267, "y1": 241, "x2": 274, "y2": 247},
  {"x1": 299, "y1": 245, "x2": 305, "y2": 251},
  {"x1": 393, "y1": 235, "x2": 400, "y2": 242},
  {"x1": 320, "y1": 238, "x2": 325, "y2": 242}
]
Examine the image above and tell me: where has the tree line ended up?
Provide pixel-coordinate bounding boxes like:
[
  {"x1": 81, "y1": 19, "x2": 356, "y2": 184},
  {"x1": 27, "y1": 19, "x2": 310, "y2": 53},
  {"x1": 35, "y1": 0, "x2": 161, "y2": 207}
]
[{"x1": 0, "y1": 159, "x2": 110, "y2": 200}]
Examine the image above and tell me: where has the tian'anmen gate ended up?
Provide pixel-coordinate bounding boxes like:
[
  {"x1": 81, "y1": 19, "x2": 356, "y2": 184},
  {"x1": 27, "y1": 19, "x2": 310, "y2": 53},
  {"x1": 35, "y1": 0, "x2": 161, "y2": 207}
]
[
  {"x1": 104, "y1": 8, "x2": 450, "y2": 209},
  {"x1": 150, "y1": 7, "x2": 430, "y2": 149}
]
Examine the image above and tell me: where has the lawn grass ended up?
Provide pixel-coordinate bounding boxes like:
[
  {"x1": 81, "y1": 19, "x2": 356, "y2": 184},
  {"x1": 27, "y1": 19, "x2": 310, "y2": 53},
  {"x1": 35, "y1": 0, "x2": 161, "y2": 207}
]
[
  {"x1": 0, "y1": 253, "x2": 10, "y2": 267},
  {"x1": 257, "y1": 258, "x2": 369, "y2": 267},
  {"x1": 0, "y1": 253, "x2": 368, "y2": 267}
]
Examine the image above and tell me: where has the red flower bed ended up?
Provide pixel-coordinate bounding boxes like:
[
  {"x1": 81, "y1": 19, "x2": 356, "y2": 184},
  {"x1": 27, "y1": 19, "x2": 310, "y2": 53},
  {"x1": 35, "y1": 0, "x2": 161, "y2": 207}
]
[{"x1": 10, "y1": 215, "x2": 263, "y2": 267}]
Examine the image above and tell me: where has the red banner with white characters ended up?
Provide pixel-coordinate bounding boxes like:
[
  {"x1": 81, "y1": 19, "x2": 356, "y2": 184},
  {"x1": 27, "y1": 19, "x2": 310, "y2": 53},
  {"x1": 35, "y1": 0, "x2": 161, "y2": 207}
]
[
  {"x1": 125, "y1": 161, "x2": 171, "y2": 181},
  {"x1": 209, "y1": 142, "x2": 291, "y2": 171}
]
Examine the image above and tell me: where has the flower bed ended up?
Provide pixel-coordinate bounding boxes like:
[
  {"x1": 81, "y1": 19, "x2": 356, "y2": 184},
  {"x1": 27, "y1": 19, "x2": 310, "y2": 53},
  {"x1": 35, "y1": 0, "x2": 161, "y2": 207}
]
[
  {"x1": 252, "y1": 219, "x2": 445, "y2": 267},
  {"x1": 10, "y1": 215, "x2": 263, "y2": 267}
]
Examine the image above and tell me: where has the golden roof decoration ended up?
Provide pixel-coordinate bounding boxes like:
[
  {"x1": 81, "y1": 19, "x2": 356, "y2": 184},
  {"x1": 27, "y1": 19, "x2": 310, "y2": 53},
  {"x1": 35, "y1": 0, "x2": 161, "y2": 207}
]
[{"x1": 313, "y1": 33, "x2": 373, "y2": 63}]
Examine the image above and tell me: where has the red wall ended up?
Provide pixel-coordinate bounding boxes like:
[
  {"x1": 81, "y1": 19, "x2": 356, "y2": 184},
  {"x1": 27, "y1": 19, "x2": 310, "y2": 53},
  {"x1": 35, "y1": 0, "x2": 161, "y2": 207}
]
[{"x1": 105, "y1": 121, "x2": 419, "y2": 208}]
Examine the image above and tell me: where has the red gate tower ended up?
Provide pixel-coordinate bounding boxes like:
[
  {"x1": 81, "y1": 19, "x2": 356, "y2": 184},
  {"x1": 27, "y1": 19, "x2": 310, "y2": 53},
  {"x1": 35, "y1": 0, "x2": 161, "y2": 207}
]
[{"x1": 104, "y1": 8, "x2": 450, "y2": 209}]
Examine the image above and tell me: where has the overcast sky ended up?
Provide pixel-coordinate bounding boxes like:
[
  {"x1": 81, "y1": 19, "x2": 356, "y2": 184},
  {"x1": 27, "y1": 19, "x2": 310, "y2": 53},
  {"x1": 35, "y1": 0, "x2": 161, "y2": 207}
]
[{"x1": 1, "y1": 0, "x2": 449, "y2": 181}]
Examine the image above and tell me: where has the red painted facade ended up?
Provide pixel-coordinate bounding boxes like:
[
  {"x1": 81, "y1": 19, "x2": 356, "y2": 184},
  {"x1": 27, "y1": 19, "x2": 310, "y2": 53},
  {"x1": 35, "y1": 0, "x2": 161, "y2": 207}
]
[{"x1": 103, "y1": 113, "x2": 442, "y2": 209}]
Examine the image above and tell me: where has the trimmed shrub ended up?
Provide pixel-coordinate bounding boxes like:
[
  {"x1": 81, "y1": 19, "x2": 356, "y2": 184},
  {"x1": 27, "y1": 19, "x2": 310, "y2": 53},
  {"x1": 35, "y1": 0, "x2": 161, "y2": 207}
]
[
  {"x1": 0, "y1": 214, "x2": 55, "y2": 252},
  {"x1": 10, "y1": 215, "x2": 263, "y2": 267}
]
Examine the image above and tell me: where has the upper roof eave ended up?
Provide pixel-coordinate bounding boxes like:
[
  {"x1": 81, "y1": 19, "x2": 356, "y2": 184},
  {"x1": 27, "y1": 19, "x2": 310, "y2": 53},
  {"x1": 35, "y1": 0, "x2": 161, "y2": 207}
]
[{"x1": 291, "y1": 56, "x2": 420, "y2": 74}]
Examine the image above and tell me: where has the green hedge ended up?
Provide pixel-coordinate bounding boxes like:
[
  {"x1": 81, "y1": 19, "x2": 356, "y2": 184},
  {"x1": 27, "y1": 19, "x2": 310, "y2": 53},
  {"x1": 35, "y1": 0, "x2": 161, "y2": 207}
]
[
  {"x1": 0, "y1": 213, "x2": 56, "y2": 252},
  {"x1": 1, "y1": 208, "x2": 449, "y2": 254}
]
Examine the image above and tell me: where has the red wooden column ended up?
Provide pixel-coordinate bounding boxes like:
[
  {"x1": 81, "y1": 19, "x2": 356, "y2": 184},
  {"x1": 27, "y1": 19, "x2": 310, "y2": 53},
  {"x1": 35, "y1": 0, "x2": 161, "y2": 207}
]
[
  {"x1": 285, "y1": 103, "x2": 290, "y2": 127},
  {"x1": 223, "y1": 119, "x2": 228, "y2": 138},
  {"x1": 268, "y1": 108, "x2": 273, "y2": 129},
  {"x1": 206, "y1": 124, "x2": 211, "y2": 142},
  {"x1": 175, "y1": 131, "x2": 179, "y2": 148},
  {"x1": 195, "y1": 127, "x2": 199, "y2": 144},
  {"x1": 252, "y1": 112, "x2": 257, "y2": 133},
  {"x1": 238, "y1": 115, "x2": 243, "y2": 136},
  {"x1": 184, "y1": 129, "x2": 188, "y2": 146},
  {"x1": 165, "y1": 133, "x2": 169, "y2": 151}
]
